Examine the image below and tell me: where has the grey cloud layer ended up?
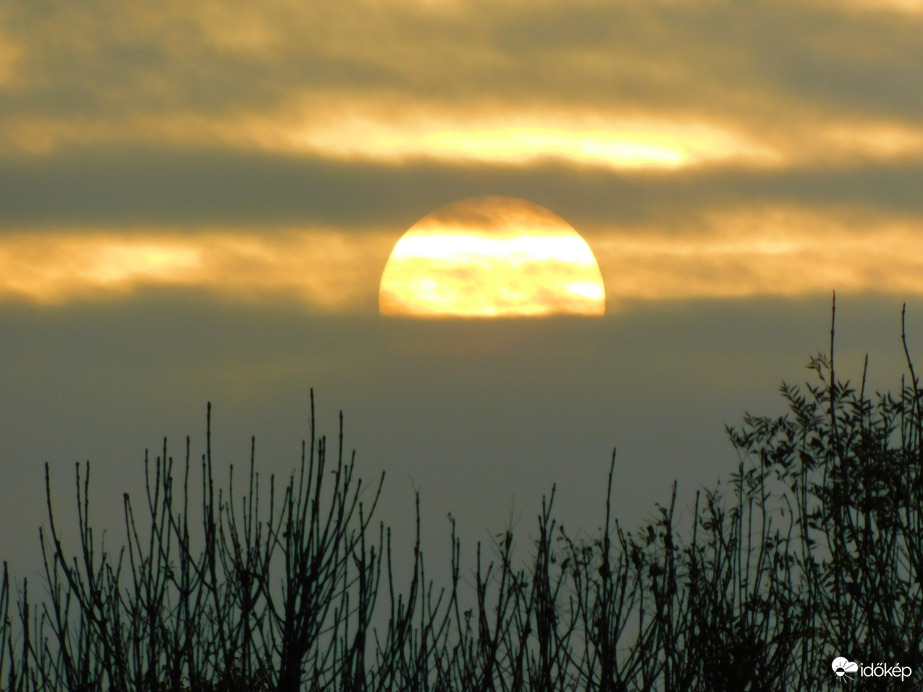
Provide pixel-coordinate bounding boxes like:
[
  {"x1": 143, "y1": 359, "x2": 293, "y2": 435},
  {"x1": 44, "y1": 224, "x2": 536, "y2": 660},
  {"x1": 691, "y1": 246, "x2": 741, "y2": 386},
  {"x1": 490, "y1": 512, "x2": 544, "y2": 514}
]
[{"x1": 1, "y1": 146, "x2": 921, "y2": 233}]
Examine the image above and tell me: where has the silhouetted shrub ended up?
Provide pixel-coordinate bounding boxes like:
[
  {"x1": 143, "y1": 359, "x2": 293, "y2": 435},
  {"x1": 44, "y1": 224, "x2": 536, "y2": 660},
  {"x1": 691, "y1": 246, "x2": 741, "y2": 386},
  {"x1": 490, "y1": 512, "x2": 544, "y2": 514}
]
[{"x1": 2, "y1": 300, "x2": 922, "y2": 690}]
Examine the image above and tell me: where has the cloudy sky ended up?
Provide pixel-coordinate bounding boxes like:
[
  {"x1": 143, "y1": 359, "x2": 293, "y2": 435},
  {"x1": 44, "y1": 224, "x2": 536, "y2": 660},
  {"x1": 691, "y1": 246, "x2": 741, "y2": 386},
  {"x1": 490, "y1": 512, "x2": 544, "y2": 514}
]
[{"x1": 2, "y1": 0, "x2": 922, "y2": 576}]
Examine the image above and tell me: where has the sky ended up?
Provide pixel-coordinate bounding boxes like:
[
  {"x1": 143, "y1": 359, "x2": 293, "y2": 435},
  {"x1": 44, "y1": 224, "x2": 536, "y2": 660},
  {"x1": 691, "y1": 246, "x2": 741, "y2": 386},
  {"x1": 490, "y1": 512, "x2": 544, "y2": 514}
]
[{"x1": 2, "y1": 0, "x2": 923, "y2": 580}]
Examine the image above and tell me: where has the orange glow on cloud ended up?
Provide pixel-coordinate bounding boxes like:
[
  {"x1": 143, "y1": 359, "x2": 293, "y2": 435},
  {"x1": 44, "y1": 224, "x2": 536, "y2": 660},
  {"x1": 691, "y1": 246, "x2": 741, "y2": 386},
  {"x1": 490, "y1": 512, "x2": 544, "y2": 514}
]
[
  {"x1": 840, "y1": 0, "x2": 923, "y2": 12},
  {"x1": 0, "y1": 33, "x2": 19, "y2": 86},
  {"x1": 0, "y1": 235, "x2": 202, "y2": 300},
  {"x1": 819, "y1": 122, "x2": 923, "y2": 160},
  {"x1": 3, "y1": 209, "x2": 923, "y2": 312},
  {"x1": 379, "y1": 197, "x2": 606, "y2": 317},
  {"x1": 0, "y1": 231, "x2": 391, "y2": 310},
  {"x1": 243, "y1": 103, "x2": 923, "y2": 170},
  {"x1": 594, "y1": 210, "x2": 923, "y2": 305},
  {"x1": 288, "y1": 107, "x2": 923, "y2": 169},
  {"x1": 4, "y1": 96, "x2": 923, "y2": 170},
  {"x1": 283, "y1": 111, "x2": 778, "y2": 170}
]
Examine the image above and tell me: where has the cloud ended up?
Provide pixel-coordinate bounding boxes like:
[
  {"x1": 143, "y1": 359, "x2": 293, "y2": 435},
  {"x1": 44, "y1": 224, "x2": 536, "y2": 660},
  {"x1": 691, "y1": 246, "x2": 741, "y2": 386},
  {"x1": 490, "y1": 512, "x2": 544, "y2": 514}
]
[
  {"x1": 4, "y1": 201, "x2": 922, "y2": 309},
  {"x1": 1, "y1": 145, "x2": 922, "y2": 234},
  {"x1": 595, "y1": 207, "x2": 923, "y2": 305},
  {"x1": 1, "y1": 0, "x2": 921, "y2": 158},
  {"x1": 1, "y1": 0, "x2": 921, "y2": 310},
  {"x1": 0, "y1": 230, "x2": 393, "y2": 310}
]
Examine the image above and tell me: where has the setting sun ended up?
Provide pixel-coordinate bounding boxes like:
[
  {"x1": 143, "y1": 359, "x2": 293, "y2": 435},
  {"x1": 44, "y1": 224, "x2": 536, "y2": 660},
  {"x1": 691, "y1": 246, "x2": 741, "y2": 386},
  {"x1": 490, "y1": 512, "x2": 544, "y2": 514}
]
[{"x1": 379, "y1": 197, "x2": 606, "y2": 317}]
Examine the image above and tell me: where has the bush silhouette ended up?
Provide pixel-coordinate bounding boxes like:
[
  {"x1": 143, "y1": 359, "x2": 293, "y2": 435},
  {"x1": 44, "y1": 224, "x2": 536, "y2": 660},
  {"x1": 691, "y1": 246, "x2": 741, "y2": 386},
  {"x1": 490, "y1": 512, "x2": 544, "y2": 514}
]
[{"x1": 2, "y1": 300, "x2": 922, "y2": 690}]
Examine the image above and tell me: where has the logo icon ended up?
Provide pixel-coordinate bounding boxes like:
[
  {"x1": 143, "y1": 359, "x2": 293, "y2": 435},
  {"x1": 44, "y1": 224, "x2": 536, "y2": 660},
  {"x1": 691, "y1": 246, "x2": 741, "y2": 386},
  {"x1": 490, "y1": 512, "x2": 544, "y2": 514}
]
[{"x1": 832, "y1": 657, "x2": 859, "y2": 680}]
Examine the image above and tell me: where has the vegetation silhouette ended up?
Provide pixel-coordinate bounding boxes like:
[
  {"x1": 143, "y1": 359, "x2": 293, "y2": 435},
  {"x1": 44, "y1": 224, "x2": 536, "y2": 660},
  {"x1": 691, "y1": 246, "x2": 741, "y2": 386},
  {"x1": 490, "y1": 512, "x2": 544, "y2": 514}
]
[{"x1": 2, "y1": 299, "x2": 922, "y2": 690}]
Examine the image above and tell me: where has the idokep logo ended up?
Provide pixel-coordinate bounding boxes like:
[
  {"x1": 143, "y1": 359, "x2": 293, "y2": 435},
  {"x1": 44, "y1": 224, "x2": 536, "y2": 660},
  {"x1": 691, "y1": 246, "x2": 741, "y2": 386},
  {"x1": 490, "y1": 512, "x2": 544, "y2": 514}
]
[
  {"x1": 832, "y1": 657, "x2": 913, "y2": 683},
  {"x1": 832, "y1": 657, "x2": 859, "y2": 680}
]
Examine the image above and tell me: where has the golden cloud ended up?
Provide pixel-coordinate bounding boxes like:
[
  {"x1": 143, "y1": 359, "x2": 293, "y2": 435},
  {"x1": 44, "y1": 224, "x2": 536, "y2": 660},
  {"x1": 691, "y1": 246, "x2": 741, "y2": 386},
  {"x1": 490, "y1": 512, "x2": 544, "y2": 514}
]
[
  {"x1": 277, "y1": 108, "x2": 779, "y2": 170},
  {"x1": 0, "y1": 0, "x2": 919, "y2": 183},
  {"x1": 837, "y1": 0, "x2": 923, "y2": 13},
  {"x1": 6, "y1": 92, "x2": 922, "y2": 172},
  {"x1": 0, "y1": 31, "x2": 20, "y2": 86},
  {"x1": 0, "y1": 230, "x2": 393, "y2": 310},
  {"x1": 4, "y1": 209, "x2": 923, "y2": 312},
  {"x1": 594, "y1": 208, "x2": 923, "y2": 305},
  {"x1": 817, "y1": 121, "x2": 923, "y2": 161},
  {"x1": 273, "y1": 104, "x2": 923, "y2": 169}
]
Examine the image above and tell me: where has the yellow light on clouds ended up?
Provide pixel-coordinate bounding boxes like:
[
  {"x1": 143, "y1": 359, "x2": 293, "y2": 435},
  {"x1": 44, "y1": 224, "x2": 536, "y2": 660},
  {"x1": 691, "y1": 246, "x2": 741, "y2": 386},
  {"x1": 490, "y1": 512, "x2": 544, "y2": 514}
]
[
  {"x1": 0, "y1": 231, "x2": 391, "y2": 310},
  {"x1": 379, "y1": 197, "x2": 606, "y2": 317},
  {"x1": 0, "y1": 235, "x2": 203, "y2": 301},
  {"x1": 284, "y1": 110, "x2": 779, "y2": 170},
  {"x1": 842, "y1": 0, "x2": 923, "y2": 12},
  {"x1": 593, "y1": 210, "x2": 923, "y2": 304},
  {"x1": 6, "y1": 210, "x2": 923, "y2": 312}
]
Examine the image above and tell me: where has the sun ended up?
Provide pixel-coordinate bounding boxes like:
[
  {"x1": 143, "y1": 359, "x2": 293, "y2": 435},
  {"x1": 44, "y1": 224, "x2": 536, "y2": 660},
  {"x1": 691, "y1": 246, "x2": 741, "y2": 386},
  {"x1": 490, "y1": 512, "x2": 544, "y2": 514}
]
[{"x1": 379, "y1": 197, "x2": 606, "y2": 317}]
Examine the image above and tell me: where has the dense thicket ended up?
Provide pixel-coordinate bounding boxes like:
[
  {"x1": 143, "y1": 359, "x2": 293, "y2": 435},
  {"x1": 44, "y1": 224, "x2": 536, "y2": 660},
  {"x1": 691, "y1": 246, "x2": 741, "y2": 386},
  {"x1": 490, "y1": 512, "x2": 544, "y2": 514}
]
[{"x1": 2, "y1": 304, "x2": 922, "y2": 691}]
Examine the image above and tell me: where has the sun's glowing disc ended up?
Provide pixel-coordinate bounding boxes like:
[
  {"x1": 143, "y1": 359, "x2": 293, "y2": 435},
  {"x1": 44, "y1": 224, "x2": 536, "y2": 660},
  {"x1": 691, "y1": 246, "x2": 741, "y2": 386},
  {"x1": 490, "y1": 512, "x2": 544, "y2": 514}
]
[{"x1": 379, "y1": 197, "x2": 606, "y2": 317}]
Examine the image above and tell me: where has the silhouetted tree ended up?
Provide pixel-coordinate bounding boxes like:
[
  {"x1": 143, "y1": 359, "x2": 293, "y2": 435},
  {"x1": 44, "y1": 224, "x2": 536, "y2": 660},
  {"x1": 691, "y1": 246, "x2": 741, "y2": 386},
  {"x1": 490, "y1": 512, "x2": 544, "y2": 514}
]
[{"x1": 2, "y1": 298, "x2": 922, "y2": 690}]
